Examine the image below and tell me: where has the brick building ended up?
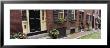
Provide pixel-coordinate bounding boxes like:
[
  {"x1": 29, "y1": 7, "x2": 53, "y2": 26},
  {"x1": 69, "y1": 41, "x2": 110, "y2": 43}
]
[{"x1": 10, "y1": 9, "x2": 101, "y2": 38}]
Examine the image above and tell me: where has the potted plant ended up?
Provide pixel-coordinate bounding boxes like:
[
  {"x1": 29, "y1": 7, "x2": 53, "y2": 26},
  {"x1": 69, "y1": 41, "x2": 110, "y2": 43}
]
[
  {"x1": 49, "y1": 29, "x2": 59, "y2": 39},
  {"x1": 55, "y1": 18, "x2": 65, "y2": 24},
  {"x1": 10, "y1": 32, "x2": 27, "y2": 39}
]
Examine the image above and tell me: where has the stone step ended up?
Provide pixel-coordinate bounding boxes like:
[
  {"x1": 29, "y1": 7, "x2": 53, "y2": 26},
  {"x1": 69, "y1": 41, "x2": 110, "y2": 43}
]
[
  {"x1": 27, "y1": 33, "x2": 48, "y2": 39},
  {"x1": 38, "y1": 36, "x2": 51, "y2": 39}
]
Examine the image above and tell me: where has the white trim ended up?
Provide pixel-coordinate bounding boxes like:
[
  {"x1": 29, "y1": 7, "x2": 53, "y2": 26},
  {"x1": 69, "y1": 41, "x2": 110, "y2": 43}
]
[
  {"x1": 78, "y1": 10, "x2": 84, "y2": 12},
  {"x1": 74, "y1": 10, "x2": 76, "y2": 20},
  {"x1": 40, "y1": 10, "x2": 47, "y2": 31},
  {"x1": 27, "y1": 10, "x2": 30, "y2": 33}
]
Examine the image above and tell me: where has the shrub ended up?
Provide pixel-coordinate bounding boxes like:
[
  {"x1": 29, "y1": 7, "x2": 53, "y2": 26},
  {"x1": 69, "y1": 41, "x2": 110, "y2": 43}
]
[
  {"x1": 55, "y1": 18, "x2": 65, "y2": 24},
  {"x1": 49, "y1": 29, "x2": 59, "y2": 39},
  {"x1": 10, "y1": 32, "x2": 27, "y2": 39}
]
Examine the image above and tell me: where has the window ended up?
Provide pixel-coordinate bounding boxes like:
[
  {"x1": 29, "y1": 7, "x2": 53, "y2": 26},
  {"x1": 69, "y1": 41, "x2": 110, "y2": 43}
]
[
  {"x1": 71, "y1": 10, "x2": 74, "y2": 18},
  {"x1": 66, "y1": 10, "x2": 76, "y2": 22},
  {"x1": 53, "y1": 10, "x2": 64, "y2": 22},
  {"x1": 68, "y1": 10, "x2": 74, "y2": 19},
  {"x1": 64, "y1": 10, "x2": 67, "y2": 20},
  {"x1": 58, "y1": 10, "x2": 64, "y2": 19},
  {"x1": 71, "y1": 10, "x2": 75, "y2": 20},
  {"x1": 75, "y1": 10, "x2": 77, "y2": 19},
  {"x1": 42, "y1": 10, "x2": 44, "y2": 20}
]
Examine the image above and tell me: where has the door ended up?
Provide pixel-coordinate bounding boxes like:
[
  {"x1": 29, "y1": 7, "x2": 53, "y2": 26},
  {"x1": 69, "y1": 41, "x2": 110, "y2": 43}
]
[{"x1": 29, "y1": 10, "x2": 41, "y2": 32}]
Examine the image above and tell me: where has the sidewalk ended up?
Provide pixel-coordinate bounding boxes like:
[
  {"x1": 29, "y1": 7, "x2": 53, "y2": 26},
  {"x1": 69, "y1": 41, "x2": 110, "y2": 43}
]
[
  {"x1": 61, "y1": 31, "x2": 95, "y2": 39},
  {"x1": 61, "y1": 29, "x2": 101, "y2": 39},
  {"x1": 27, "y1": 29, "x2": 100, "y2": 39}
]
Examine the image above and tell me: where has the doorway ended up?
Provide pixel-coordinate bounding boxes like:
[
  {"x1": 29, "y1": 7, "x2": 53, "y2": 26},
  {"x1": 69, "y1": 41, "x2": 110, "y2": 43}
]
[{"x1": 29, "y1": 10, "x2": 41, "y2": 32}]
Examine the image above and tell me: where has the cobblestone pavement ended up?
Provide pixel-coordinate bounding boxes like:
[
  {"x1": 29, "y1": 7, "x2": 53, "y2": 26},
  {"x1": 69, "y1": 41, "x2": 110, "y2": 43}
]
[{"x1": 27, "y1": 29, "x2": 100, "y2": 39}]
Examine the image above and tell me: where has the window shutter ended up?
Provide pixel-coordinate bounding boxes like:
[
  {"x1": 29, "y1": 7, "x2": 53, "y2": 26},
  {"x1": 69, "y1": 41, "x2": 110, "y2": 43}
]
[
  {"x1": 53, "y1": 10, "x2": 59, "y2": 22},
  {"x1": 64, "y1": 10, "x2": 68, "y2": 21}
]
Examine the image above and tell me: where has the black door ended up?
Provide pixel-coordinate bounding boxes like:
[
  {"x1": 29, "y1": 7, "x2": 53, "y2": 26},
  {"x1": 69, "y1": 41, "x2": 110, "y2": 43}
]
[{"x1": 29, "y1": 10, "x2": 41, "y2": 32}]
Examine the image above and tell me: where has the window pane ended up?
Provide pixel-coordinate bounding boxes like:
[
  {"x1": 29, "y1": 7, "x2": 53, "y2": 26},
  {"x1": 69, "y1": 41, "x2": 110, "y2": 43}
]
[
  {"x1": 58, "y1": 13, "x2": 63, "y2": 18},
  {"x1": 58, "y1": 10, "x2": 63, "y2": 18},
  {"x1": 42, "y1": 10, "x2": 44, "y2": 20},
  {"x1": 64, "y1": 10, "x2": 68, "y2": 20}
]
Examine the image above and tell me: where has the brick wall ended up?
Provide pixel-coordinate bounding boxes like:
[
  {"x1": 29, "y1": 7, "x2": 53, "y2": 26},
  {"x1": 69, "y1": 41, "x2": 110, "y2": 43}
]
[
  {"x1": 10, "y1": 10, "x2": 23, "y2": 33},
  {"x1": 46, "y1": 10, "x2": 54, "y2": 32}
]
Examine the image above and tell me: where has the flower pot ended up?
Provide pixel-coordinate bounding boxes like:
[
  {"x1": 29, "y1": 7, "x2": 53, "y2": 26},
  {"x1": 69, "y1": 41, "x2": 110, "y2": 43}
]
[
  {"x1": 51, "y1": 34, "x2": 57, "y2": 39},
  {"x1": 49, "y1": 29, "x2": 59, "y2": 39}
]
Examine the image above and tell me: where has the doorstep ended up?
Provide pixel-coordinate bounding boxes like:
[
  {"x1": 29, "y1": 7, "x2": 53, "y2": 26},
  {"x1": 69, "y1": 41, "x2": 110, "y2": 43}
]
[{"x1": 27, "y1": 33, "x2": 49, "y2": 39}]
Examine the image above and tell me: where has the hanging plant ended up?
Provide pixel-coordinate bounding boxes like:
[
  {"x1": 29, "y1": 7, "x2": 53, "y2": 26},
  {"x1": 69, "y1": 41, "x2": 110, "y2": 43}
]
[
  {"x1": 10, "y1": 32, "x2": 27, "y2": 39},
  {"x1": 55, "y1": 18, "x2": 65, "y2": 24},
  {"x1": 49, "y1": 29, "x2": 59, "y2": 39}
]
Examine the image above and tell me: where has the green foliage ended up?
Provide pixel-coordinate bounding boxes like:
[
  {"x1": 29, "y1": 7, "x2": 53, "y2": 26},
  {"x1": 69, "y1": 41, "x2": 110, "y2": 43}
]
[
  {"x1": 55, "y1": 18, "x2": 65, "y2": 24},
  {"x1": 79, "y1": 32, "x2": 101, "y2": 39},
  {"x1": 49, "y1": 29, "x2": 59, "y2": 39},
  {"x1": 10, "y1": 32, "x2": 27, "y2": 39}
]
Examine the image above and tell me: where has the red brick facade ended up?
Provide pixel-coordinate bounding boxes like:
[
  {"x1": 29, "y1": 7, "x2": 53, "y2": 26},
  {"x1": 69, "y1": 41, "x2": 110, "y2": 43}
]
[
  {"x1": 10, "y1": 10, "x2": 101, "y2": 37},
  {"x1": 10, "y1": 10, "x2": 23, "y2": 33},
  {"x1": 46, "y1": 10, "x2": 54, "y2": 31}
]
